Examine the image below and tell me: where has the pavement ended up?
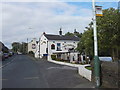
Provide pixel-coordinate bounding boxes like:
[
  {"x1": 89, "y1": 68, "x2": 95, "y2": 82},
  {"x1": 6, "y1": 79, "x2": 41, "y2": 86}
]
[{"x1": 1, "y1": 55, "x2": 95, "y2": 88}]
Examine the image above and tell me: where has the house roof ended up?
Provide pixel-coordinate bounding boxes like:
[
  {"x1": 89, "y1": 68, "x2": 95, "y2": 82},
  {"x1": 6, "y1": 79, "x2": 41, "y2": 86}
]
[{"x1": 44, "y1": 34, "x2": 80, "y2": 41}]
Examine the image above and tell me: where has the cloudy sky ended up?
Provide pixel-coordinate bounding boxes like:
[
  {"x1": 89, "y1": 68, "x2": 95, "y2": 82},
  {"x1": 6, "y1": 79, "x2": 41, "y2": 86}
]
[{"x1": 1, "y1": 0, "x2": 118, "y2": 48}]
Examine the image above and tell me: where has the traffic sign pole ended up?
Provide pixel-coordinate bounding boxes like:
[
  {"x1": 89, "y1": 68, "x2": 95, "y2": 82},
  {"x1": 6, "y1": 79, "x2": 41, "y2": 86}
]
[{"x1": 92, "y1": 0, "x2": 100, "y2": 88}]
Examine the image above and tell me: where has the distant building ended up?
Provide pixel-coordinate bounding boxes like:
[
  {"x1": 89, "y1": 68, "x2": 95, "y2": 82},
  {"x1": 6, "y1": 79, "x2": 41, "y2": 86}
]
[
  {"x1": 0, "y1": 41, "x2": 9, "y2": 53},
  {"x1": 28, "y1": 38, "x2": 38, "y2": 54}
]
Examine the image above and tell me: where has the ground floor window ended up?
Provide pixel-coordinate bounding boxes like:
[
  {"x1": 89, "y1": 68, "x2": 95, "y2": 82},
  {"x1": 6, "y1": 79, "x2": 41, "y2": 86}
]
[{"x1": 51, "y1": 44, "x2": 55, "y2": 49}]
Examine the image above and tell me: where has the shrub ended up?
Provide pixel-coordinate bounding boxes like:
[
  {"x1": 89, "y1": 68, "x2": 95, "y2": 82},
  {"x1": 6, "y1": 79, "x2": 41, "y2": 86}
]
[
  {"x1": 56, "y1": 58, "x2": 61, "y2": 61},
  {"x1": 85, "y1": 66, "x2": 92, "y2": 70},
  {"x1": 28, "y1": 51, "x2": 34, "y2": 57},
  {"x1": 51, "y1": 54, "x2": 56, "y2": 60}
]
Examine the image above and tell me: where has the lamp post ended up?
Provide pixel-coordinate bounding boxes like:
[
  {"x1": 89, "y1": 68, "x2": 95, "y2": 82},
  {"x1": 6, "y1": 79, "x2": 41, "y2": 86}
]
[{"x1": 92, "y1": 0, "x2": 100, "y2": 87}]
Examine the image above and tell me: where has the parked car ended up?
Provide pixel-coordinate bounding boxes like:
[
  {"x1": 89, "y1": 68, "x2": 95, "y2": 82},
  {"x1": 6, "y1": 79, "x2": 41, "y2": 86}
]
[
  {"x1": 2, "y1": 55, "x2": 5, "y2": 61},
  {"x1": 8, "y1": 52, "x2": 13, "y2": 57},
  {"x1": 0, "y1": 51, "x2": 5, "y2": 61},
  {"x1": 4, "y1": 53, "x2": 9, "y2": 59}
]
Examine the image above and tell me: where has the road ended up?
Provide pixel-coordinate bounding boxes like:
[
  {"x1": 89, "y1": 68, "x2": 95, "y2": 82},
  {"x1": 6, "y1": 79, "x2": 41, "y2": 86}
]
[{"x1": 2, "y1": 55, "x2": 94, "y2": 88}]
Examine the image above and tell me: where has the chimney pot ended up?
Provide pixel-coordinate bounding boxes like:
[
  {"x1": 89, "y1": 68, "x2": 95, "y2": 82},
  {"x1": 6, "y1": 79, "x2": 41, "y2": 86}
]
[{"x1": 59, "y1": 28, "x2": 62, "y2": 36}]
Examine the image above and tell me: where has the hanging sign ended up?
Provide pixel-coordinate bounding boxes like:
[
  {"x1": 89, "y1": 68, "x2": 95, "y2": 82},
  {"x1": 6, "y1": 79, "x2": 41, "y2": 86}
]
[{"x1": 95, "y1": 6, "x2": 103, "y2": 16}]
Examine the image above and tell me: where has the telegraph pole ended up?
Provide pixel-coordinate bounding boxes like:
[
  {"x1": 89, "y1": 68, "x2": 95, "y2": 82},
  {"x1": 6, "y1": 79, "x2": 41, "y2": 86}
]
[
  {"x1": 92, "y1": 0, "x2": 100, "y2": 87},
  {"x1": 39, "y1": 37, "x2": 40, "y2": 59},
  {"x1": 27, "y1": 38, "x2": 28, "y2": 54}
]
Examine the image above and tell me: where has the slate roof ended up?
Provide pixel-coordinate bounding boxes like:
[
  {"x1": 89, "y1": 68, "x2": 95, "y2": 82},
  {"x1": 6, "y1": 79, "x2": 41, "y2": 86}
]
[{"x1": 44, "y1": 34, "x2": 80, "y2": 41}]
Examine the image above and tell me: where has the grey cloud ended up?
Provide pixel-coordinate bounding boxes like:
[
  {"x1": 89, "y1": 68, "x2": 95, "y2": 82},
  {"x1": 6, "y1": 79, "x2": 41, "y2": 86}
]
[{"x1": 2, "y1": 2, "x2": 92, "y2": 48}]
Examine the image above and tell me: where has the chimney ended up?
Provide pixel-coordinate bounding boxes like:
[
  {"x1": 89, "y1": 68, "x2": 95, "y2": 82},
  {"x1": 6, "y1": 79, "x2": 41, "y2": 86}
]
[
  {"x1": 43, "y1": 32, "x2": 46, "y2": 35},
  {"x1": 59, "y1": 28, "x2": 62, "y2": 36}
]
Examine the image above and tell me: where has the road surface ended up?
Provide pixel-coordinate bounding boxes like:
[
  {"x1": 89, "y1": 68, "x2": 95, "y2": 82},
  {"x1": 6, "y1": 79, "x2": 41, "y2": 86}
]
[{"x1": 2, "y1": 55, "x2": 94, "y2": 88}]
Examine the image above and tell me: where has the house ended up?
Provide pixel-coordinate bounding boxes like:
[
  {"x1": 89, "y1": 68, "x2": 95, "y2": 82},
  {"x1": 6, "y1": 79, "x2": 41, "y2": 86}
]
[
  {"x1": 28, "y1": 38, "x2": 38, "y2": 56},
  {"x1": 35, "y1": 29, "x2": 82, "y2": 62}
]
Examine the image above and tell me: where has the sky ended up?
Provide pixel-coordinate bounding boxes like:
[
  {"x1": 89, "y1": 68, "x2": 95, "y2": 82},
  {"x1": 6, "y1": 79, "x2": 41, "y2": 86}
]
[{"x1": 0, "y1": 0, "x2": 118, "y2": 49}]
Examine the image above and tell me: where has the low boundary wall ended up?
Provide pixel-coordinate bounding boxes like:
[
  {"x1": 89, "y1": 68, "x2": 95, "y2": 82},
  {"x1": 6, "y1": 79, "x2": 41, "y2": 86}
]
[{"x1": 48, "y1": 59, "x2": 92, "y2": 81}]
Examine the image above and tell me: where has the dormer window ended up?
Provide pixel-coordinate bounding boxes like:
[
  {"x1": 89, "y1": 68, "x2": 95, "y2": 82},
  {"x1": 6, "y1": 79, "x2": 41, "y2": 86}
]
[{"x1": 51, "y1": 44, "x2": 55, "y2": 50}]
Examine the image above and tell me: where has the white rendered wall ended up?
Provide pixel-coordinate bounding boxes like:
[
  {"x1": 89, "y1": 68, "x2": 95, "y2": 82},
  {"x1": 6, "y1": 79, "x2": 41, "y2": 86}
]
[
  {"x1": 48, "y1": 40, "x2": 79, "y2": 54},
  {"x1": 34, "y1": 34, "x2": 80, "y2": 59},
  {"x1": 28, "y1": 38, "x2": 37, "y2": 54},
  {"x1": 40, "y1": 34, "x2": 48, "y2": 58}
]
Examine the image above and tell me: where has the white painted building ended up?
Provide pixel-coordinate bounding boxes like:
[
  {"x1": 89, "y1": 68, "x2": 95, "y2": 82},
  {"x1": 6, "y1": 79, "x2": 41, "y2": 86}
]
[
  {"x1": 35, "y1": 29, "x2": 82, "y2": 62},
  {"x1": 28, "y1": 38, "x2": 38, "y2": 55}
]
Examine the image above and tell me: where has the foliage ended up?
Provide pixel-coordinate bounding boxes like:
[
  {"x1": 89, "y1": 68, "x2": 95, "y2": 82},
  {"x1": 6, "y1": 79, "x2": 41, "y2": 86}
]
[
  {"x1": 65, "y1": 29, "x2": 82, "y2": 38},
  {"x1": 85, "y1": 66, "x2": 92, "y2": 70},
  {"x1": 29, "y1": 51, "x2": 34, "y2": 54},
  {"x1": 77, "y1": 8, "x2": 120, "y2": 60},
  {"x1": 28, "y1": 51, "x2": 34, "y2": 57},
  {"x1": 65, "y1": 32, "x2": 74, "y2": 36},
  {"x1": 12, "y1": 42, "x2": 28, "y2": 54},
  {"x1": 51, "y1": 54, "x2": 57, "y2": 60}
]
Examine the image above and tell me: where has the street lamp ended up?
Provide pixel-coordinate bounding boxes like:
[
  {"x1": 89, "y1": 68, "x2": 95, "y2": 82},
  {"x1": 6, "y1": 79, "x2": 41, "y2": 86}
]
[{"x1": 92, "y1": 0, "x2": 100, "y2": 88}]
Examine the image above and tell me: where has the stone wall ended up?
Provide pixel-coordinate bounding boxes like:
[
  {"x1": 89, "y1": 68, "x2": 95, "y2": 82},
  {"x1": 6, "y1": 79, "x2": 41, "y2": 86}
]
[{"x1": 91, "y1": 61, "x2": 119, "y2": 88}]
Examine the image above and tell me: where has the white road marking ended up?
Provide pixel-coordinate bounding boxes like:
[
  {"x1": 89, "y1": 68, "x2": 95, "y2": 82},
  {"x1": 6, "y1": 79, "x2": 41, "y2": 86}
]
[
  {"x1": 24, "y1": 77, "x2": 39, "y2": 80},
  {"x1": 0, "y1": 79, "x2": 8, "y2": 81}
]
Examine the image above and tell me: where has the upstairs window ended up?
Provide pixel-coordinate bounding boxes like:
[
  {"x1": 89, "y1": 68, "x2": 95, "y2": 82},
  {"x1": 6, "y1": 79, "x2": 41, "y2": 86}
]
[
  {"x1": 32, "y1": 44, "x2": 36, "y2": 49},
  {"x1": 57, "y1": 43, "x2": 61, "y2": 51},
  {"x1": 51, "y1": 44, "x2": 55, "y2": 50}
]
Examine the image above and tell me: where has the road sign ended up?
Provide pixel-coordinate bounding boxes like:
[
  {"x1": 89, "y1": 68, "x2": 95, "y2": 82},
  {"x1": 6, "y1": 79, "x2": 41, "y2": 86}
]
[{"x1": 95, "y1": 6, "x2": 103, "y2": 16}]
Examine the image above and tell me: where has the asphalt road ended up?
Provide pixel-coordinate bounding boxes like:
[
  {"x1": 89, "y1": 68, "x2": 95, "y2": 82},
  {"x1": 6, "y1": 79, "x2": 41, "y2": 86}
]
[{"x1": 2, "y1": 55, "x2": 94, "y2": 88}]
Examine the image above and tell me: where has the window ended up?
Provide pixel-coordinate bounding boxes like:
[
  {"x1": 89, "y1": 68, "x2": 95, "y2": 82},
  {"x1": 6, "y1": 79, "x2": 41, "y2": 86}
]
[
  {"x1": 32, "y1": 44, "x2": 36, "y2": 49},
  {"x1": 51, "y1": 44, "x2": 55, "y2": 49},
  {"x1": 57, "y1": 43, "x2": 61, "y2": 51}
]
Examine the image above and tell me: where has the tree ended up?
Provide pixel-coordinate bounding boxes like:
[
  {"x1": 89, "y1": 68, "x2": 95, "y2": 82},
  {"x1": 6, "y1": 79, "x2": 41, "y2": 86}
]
[
  {"x1": 12, "y1": 42, "x2": 21, "y2": 53},
  {"x1": 11, "y1": 42, "x2": 28, "y2": 54},
  {"x1": 65, "y1": 29, "x2": 82, "y2": 38},
  {"x1": 97, "y1": 8, "x2": 120, "y2": 60},
  {"x1": 77, "y1": 24, "x2": 94, "y2": 57},
  {"x1": 65, "y1": 32, "x2": 74, "y2": 36},
  {"x1": 77, "y1": 8, "x2": 120, "y2": 60}
]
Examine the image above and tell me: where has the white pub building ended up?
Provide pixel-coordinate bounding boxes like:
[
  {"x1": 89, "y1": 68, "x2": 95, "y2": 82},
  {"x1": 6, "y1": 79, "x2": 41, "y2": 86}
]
[{"x1": 28, "y1": 29, "x2": 84, "y2": 63}]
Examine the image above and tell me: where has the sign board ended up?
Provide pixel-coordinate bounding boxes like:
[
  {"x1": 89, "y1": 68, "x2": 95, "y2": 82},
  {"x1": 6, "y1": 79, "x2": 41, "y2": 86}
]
[
  {"x1": 99, "y1": 57, "x2": 112, "y2": 62},
  {"x1": 95, "y1": 6, "x2": 103, "y2": 16}
]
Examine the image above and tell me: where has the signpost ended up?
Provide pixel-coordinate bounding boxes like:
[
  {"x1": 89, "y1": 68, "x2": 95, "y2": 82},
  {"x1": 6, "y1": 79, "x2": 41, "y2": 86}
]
[
  {"x1": 95, "y1": 6, "x2": 103, "y2": 16},
  {"x1": 92, "y1": 0, "x2": 102, "y2": 88}
]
